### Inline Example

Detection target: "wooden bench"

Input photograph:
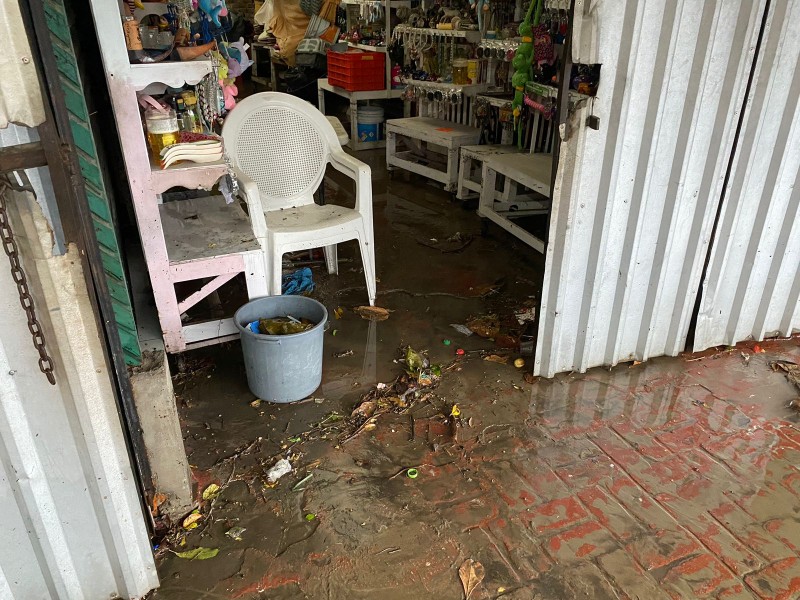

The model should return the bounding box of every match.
[386,117,480,192]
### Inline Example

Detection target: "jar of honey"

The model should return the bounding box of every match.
[452,59,469,85]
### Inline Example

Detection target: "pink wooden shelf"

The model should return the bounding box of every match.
[150,159,227,194]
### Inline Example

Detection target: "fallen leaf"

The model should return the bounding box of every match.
[352,400,377,419]
[353,306,391,321]
[484,354,509,364]
[174,547,219,560]
[202,483,220,500]
[459,559,485,600]
[305,513,316,521]
[182,510,202,530]
[523,372,538,385]
[334,307,344,319]
[450,404,461,418]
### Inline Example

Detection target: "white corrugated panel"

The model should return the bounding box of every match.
[0,188,157,599]
[0,0,45,128]
[535,0,766,377]
[694,0,800,349]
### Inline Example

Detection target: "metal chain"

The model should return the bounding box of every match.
[0,181,56,385]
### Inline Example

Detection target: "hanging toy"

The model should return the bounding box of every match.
[226,38,254,78]
[512,0,543,146]
[198,0,227,28]
[471,0,490,35]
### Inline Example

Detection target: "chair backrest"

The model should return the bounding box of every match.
[222,92,341,210]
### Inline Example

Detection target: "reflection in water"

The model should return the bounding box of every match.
[321,319,377,401]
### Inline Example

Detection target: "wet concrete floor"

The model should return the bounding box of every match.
[150,152,800,599]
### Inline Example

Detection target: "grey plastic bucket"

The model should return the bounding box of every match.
[234,296,328,403]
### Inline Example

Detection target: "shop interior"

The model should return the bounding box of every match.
[83,0,602,592]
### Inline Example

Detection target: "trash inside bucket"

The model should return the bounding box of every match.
[235,296,328,403]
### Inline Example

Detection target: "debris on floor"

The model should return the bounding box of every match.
[459,559,485,600]
[353,305,391,321]
[282,266,315,295]
[771,360,800,409]
[266,458,293,483]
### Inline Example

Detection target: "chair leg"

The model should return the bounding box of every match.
[323,244,338,275]
[357,225,377,306]
[270,239,284,297]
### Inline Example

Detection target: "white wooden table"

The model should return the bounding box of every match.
[456,144,522,201]
[385,117,481,192]
[477,152,553,253]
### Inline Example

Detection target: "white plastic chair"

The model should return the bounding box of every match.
[222,92,376,305]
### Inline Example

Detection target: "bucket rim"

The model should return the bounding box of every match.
[234,296,329,339]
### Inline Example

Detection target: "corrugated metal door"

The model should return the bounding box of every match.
[535,0,767,377]
[694,0,800,349]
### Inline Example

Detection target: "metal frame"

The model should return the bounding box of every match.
[17,0,156,515]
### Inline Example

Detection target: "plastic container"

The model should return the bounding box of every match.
[467,59,479,84]
[452,59,469,85]
[235,296,328,403]
[327,49,386,91]
[144,105,179,157]
[356,105,384,143]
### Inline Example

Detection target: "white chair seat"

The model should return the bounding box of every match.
[266,204,360,234]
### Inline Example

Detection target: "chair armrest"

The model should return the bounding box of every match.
[329,150,372,216]
[232,167,268,239]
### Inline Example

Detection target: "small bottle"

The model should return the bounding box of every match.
[180,92,203,133]
[144,104,179,158]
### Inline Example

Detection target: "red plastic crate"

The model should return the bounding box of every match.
[327,49,386,92]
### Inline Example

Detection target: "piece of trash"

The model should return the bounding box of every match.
[450,324,474,336]
[266,458,293,484]
[515,307,536,324]
[292,474,313,491]
[202,483,220,500]
[353,306,391,321]
[484,354,509,364]
[282,267,315,295]
[151,492,167,517]
[182,510,202,530]
[466,314,500,338]
[334,307,344,319]
[459,559,485,600]
[456,348,466,356]
[254,316,314,335]
[497,587,506,594]
[288,436,302,443]
[332,329,338,336]
[523,372,538,384]
[314,397,325,404]
[450,404,461,418]
[514,358,525,368]
[305,513,316,521]
[741,352,751,364]
[404,347,429,373]
[352,400,377,419]
[377,382,388,390]
[443,339,452,346]
[631,360,643,366]
[406,468,419,479]
[754,344,765,353]
[250,399,262,408]
[417,370,434,386]
[225,526,246,541]
[335,349,354,358]
[363,422,377,431]
[174,547,219,560]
